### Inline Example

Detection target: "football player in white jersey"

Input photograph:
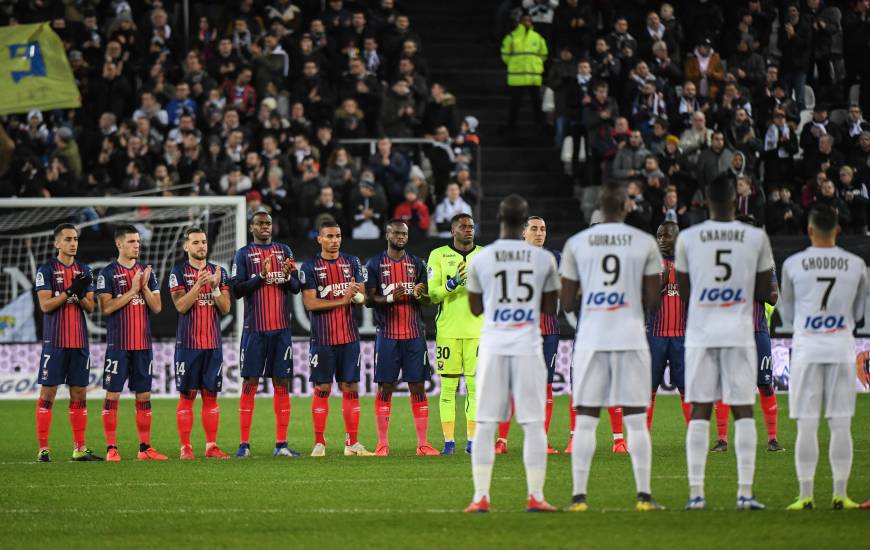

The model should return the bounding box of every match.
[777,205,868,511]
[674,179,775,511]
[463,195,561,513]
[560,184,664,512]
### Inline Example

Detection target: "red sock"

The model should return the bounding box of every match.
[176,391,196,447]
[239,383,257,444]
[646,393,656,430]
[544,385,554,434]
[568,397,576,434]
[201,390,220,445]
[375,391,392,446]
[102,399,118,447]
[68,400,88,450]
[135,401,152,446]
[342,391,360,446]
[410,392,429,446]
[679,392,692,425]
[715,400,730,441]
[759,391,778,440]
[498,401,514,439]
[312,389,330,445]
[273,385,291,444]
[608,406,623,438]
[36,399,53,449]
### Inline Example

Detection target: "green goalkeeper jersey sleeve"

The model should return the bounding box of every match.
[426,244,484,340]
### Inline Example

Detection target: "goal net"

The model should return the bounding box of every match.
[0,197,247,344]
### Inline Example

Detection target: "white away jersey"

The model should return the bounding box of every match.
[675,220,774,347]
[466,239,560,355]
[779,246,868,364]
[561,223,661,351]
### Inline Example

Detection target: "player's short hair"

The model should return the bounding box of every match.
[706,179,736,206]
[319,219,340,231]
[249,208,271,222]
[498,194,528,227]
[53,223,77,238]
[114,224,139,240]
[184,226,206,240]
[808,204,838,233]
[524,215,544,228]
[386,218,408,229]
[658,221,679,232]
[450,213,473,227]
[599,183,627,217]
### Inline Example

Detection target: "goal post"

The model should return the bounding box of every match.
[0,196,248,343]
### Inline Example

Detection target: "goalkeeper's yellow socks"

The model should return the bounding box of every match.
[465,375,477,441]
[440,376,459,441]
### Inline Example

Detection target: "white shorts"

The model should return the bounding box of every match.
[571,348,651,408]
[475,348,547,424]
[788,359,856,420]
[684,346,756,405]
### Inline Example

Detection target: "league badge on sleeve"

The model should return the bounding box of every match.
[96,275,106,290]
[35,271,44,287]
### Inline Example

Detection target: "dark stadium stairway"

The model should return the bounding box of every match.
[405,1,584,247]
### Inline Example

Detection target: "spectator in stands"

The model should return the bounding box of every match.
[453,164,479,207]
[650,40,683,89]
[844,104,870,161]
[837,165,869,234]
[814,178,852,226]
[311,186,345,234]
[219,165,253,195]
[735,174,765,226]
[591,37,622,91]
[696,132,734,192]
[779,4,812,109]
[671,81,700,134]
[224,66,257,118]
[523,0,558,43]
[612,130,651,181]
[341,57,383,129]
[121,159,154,195]
[381,79,419,138]
[804,0,842,101]
[653,184,689,228]
[50,127,82,181]
[728,34,765,95]
[637,11,678,65]
[393,183,430,240]
[292,61,336,124]
[349,172,388,239]
[166,82,197,127]
[801,105,845,158]
[850,131,870,171]
[334,97,368,141]
[421,83,458,136]
[546,47,577,147]
[563,59,595,171]
[325,147,358,197]
[554,0,594,54]
[684,38,724,102]
[806,135,845,181]
[763,109,798,189]
[434,182,473,238]
[625,179,653,232]
[765,186,804,235]
[500,12,548,136]
[427,125,455,197]
[679,111,712,158]
[369,137,410,205]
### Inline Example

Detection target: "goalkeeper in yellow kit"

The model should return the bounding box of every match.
[426,213,483,454]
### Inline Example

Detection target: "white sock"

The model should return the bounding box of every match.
[521,421,548,500]
[795,418,819,499]
[571,415,599,496]
[471,422,497,502]
[828,417,853,497]
[686,419,709,499]
[734,417,757,498]
[624,413,651,495]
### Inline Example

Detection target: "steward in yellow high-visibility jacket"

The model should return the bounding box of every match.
[500,14,548,133]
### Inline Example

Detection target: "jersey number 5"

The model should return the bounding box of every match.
[714,249,732,282]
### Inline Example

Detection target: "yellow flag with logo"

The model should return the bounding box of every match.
[0,22,80,115]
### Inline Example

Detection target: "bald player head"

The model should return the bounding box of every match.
[599,184,628,223]
[498,194,529,238]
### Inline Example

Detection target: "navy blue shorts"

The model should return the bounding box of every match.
[374,334,430,384]
[39,346,90,387]
[174,347,223,392]
[649,334,685,391]
[102,349,153,393]
[309,341,361,384]
[543,334,559,384]
[240,329,293,379]
[756,331,773,387]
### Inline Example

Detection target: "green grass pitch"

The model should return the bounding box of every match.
[0,394,868,549]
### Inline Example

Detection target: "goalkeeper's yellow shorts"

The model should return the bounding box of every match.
[435,338,479,376]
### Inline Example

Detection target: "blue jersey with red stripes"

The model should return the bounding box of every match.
[300,252,365,345]
[753,269,778,334]
[169,262,229,349]
[96,260,159,351]
[231,242,296,332]
[365,251,426,339]
[34,259,93,348]
[541,248,561,336]
[648,255,686,337]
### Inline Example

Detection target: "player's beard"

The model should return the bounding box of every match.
[390,241,405,251]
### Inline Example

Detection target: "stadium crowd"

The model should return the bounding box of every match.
[500,0,870,236]
[0,0,481,240]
